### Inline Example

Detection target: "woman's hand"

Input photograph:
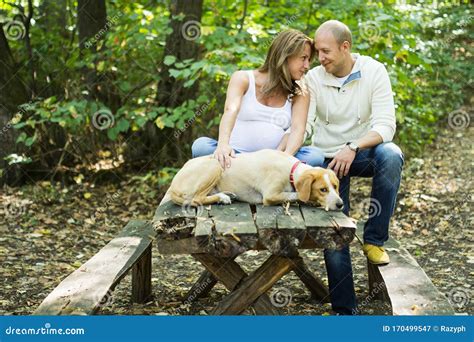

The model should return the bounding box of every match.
[213,71,248,169]
[283,92,309,155]
[213,144,236,169]
[277,133,290,152]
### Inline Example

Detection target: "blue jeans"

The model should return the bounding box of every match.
[191,137,325,167]
[320,142,404,315]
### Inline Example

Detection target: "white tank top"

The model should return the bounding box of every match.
[229,70,292,152]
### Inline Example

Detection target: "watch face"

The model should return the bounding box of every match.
[349,143,358,151]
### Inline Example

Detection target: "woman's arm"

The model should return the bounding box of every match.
[282,92,310,155]
[214,70,248,169]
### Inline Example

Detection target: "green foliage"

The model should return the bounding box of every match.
[3,0,472,171]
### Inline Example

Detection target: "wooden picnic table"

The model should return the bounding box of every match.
[153,200,356,315]
[34,199,455,316]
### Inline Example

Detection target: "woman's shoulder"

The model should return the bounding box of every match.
[229,70,252,88]
[231,70,252,80]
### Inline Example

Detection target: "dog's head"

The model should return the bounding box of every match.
[295,167,343,210]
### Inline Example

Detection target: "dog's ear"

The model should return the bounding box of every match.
[295,171,315,202]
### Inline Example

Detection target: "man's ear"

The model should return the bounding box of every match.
[295,172,314,202]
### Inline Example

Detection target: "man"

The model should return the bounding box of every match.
[305,20,404,314]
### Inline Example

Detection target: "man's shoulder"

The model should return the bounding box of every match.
[306,66,326,85]
[357,55,386,73]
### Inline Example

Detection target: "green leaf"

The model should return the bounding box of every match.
[16,132,27,143]
[169,69,181,78]
[119,81,132,92]
[135,116,148,127]
[25,134,37,147]
[13,122,27,129]
[97,61,106,72]
[107,127,119,141]
[183,79,195,88]
[163,55,176,66]
[407,53,423,65]
[147,111,158,120]
[116,118,130,132]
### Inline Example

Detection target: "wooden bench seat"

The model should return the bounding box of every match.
[34,220,154,315]
[359,224,455,315]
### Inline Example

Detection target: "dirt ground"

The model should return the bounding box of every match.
[1,125,472,316]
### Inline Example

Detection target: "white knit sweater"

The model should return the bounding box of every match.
[305,53,396,157]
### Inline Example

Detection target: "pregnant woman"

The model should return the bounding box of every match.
[192,29,324,168]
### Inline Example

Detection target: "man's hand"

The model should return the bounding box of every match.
[213,144,236,169]
[328,146,356,178]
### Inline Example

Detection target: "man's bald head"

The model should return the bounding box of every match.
[316,20,352,46]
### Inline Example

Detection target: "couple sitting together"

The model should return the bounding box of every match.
[189,20,404,315]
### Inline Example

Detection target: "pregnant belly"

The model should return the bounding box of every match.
[229,120,285,152]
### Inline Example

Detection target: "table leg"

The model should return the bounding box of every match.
[183,270,218,303]
[193,254,280,315]
[291,256,330,303]
[211,255,294,315]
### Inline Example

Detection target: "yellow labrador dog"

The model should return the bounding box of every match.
[168,149,343,210]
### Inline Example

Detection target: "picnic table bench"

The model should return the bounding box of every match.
[34,200,455,315]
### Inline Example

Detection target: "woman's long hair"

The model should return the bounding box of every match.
[259,29,315,99]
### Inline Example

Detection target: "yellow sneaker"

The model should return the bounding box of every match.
[363,243,390,265]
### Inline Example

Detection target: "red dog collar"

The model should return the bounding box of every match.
[289,160,302,191]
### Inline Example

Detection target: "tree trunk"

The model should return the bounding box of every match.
[0,27,29,186]
[156,0,203,107]
[144,0,203,165]
[78,0,103,98]
[36,0,69,98]
[77,0,121,111]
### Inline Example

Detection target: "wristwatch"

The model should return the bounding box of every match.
[346,141,360,153]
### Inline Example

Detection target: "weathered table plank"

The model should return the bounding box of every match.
[154,200,196,240]
[300,206,355,250]
[256,204,306,256]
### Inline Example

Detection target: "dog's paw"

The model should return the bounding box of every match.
[222,191,238,201]
[217,193,232,204]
